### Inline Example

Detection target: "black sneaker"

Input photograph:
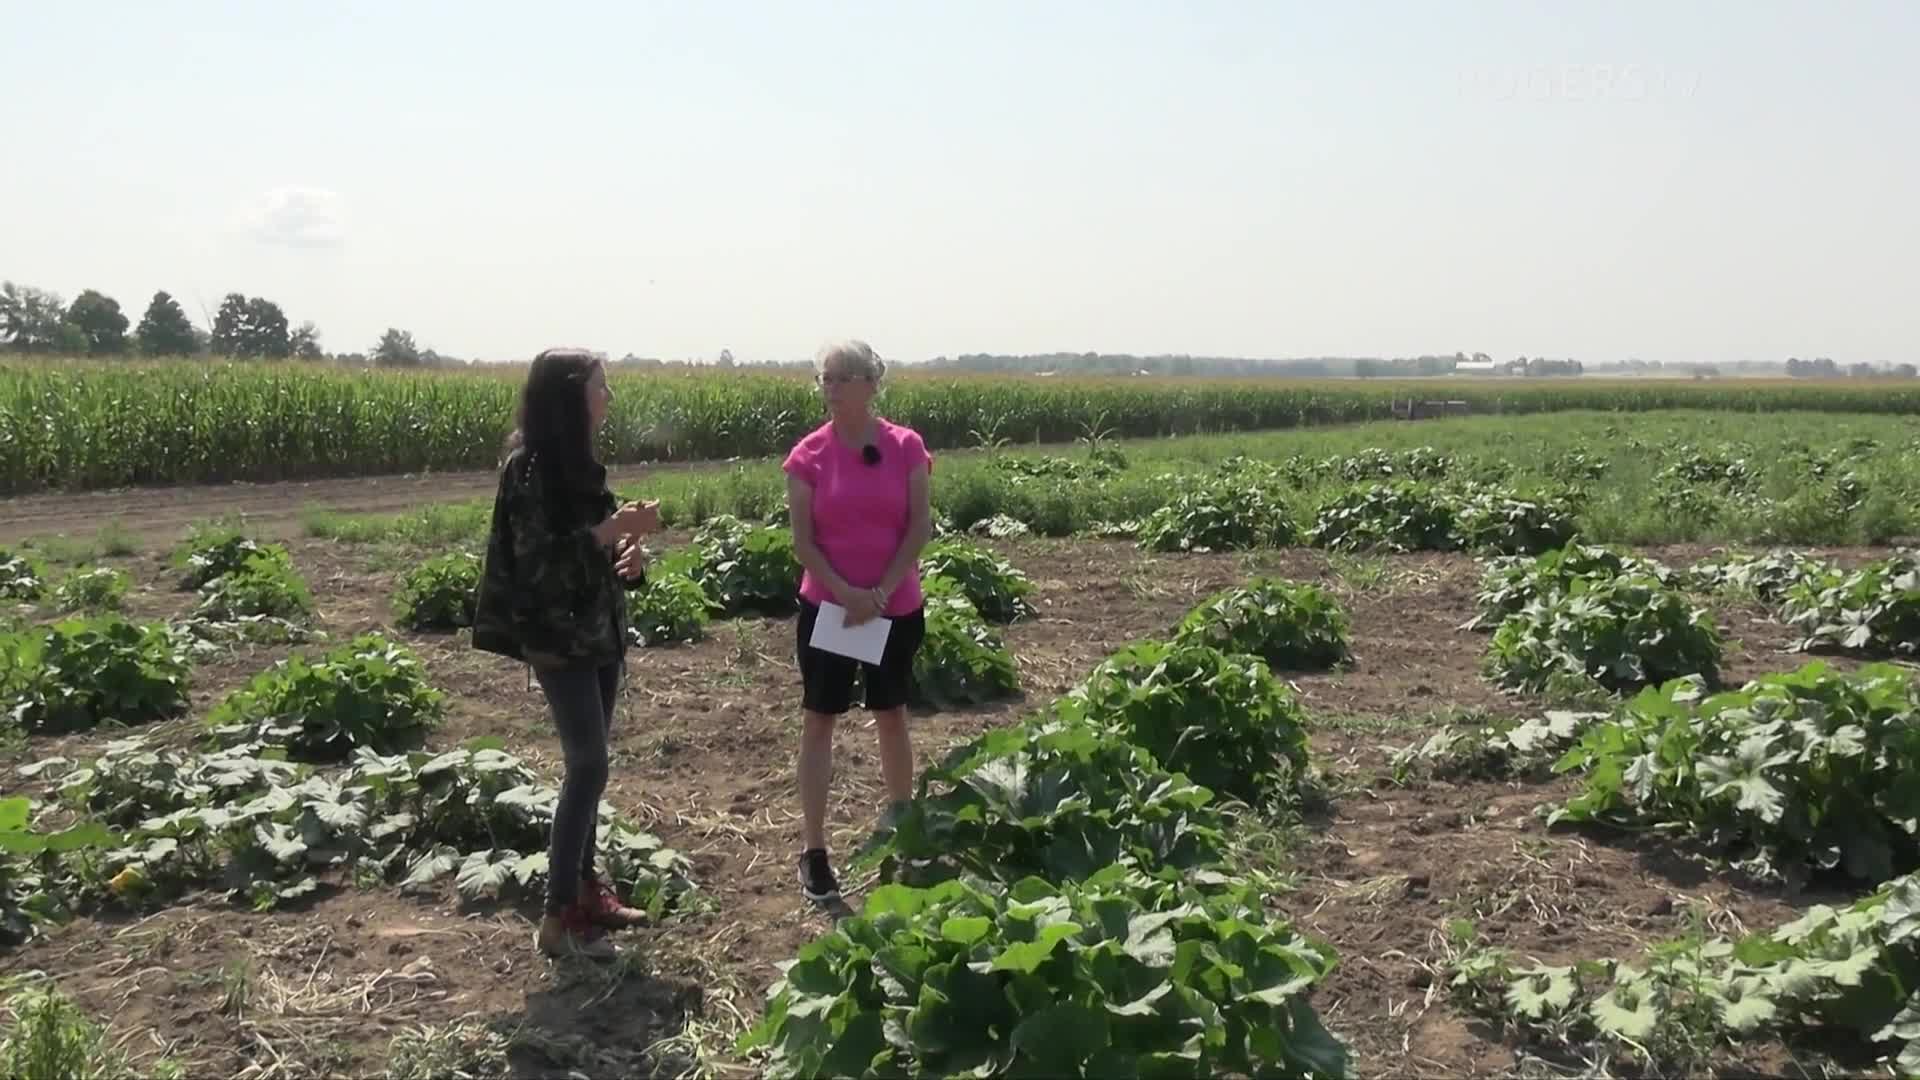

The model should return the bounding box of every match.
[798,848,840,903]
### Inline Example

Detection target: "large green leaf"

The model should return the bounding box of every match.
[455,850,515,898]
[989,922,1084,975]
[1010,1004,1110,1073]
[1506,965,1577,1019]
[1591,982,1659,1040]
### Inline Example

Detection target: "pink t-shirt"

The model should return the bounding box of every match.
[782,418,933,617]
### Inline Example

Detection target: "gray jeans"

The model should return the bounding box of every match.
[533,662,621,915]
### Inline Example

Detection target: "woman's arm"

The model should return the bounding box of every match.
[507,473,620,582]
[875,460,933,598]
[788,473,855,601]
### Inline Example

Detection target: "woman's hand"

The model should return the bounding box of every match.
[837,585,882,626]
[614,500,661,536]
[614,538,648,581]
[593,500,661,548]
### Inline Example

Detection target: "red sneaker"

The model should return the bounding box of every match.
[536,904,616,960]
[578,874,648,929]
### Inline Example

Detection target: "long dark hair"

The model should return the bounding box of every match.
[504,348,601,476]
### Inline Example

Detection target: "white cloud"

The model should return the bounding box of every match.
[238,186,346,248]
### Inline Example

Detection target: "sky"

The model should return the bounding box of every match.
[3,0,1915,367]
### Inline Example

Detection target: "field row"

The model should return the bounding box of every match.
[293,411,1920,555]
[10,359,1920,493]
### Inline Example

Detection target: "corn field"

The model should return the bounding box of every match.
[6,358,1920,494]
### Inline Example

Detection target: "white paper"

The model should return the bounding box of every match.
[810,602,893,664]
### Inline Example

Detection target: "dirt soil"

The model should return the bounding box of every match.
[0,500,1900,1078]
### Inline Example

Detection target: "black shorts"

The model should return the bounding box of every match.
[795,600,927,715]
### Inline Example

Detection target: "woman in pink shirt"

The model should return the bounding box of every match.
[782,339,933,904]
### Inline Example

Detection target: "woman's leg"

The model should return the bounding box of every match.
[574,661,647,927]
[582,661,622,881]
[797,709,837,852]
[866,610,926,814]
[534,666,612,949]
[794,601,854,901]
[872,707,913,807]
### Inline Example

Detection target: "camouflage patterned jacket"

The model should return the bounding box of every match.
[472,448,633,671]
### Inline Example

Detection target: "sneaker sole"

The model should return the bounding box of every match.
[798,870,840,903]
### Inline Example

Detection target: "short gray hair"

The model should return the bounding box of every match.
[814,339,886,382]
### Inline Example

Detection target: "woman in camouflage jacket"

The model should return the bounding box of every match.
[473,348,658,960]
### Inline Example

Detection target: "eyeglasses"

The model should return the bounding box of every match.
[861,444,881,466]
[817,372,873,387]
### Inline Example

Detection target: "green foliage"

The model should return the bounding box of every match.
[919,539,1036,624]
[390,551,480,631]
[1172,577,1350,671]
[737,867,1350,1080]
[171,526,278,591]
[0,616,192,734]
[134,290,196,356]
[360,742,695,913]
[22,737,696,920]
[1469,542,1676,631]
[1485,575,1722,696]
[51,567,129,613]
[1686,549,1829,605]
[968,513,1033,540]
[626,571,714,646]
[1316,446,1455,484]
[1444,872,1920,1074]
[990,452,1123,485]
[669,514,800,616]
[51,737,300,830]
[1306,482,1459,553]
[856,716,1228,887]
[383,1023,511,1080]
[0,983,144,1080]
[1550,449,1609,482]
[1135,481,1296,553]
[1452,487,1579,556]
[1656,444,1757,492]
[1386,709,1608,785]
[1654,484,1734,532]
[1052,642,1311,808]
[1,796,118,945]
[1780,550,1920,658]
[15,359,1920,496]
[205,634,443,761]
[1748,483,1862,545]
[143,410,1920,553]
[910,578,1021,709]
[0,546,50,602]
[1549,663,1920,884]
[193,548,314,622]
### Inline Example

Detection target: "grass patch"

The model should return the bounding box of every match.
[302,503,490,545]
[95,522,138,557]
[16,535,99,564]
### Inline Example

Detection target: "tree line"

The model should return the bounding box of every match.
[918,351,1914,379]
[921,351,1579,378]
[7,279,1910,378]
[1785,356,1919,379]
[0,280,457,367]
